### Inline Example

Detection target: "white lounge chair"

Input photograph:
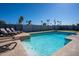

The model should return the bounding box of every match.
[6,28,17,34]
[0,28,14,36]
[10,28,21,34]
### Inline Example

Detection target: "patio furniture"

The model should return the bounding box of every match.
[10,28,21,34]
[0,28,14,36]
[6,28,17,35]
[0,42,17,53]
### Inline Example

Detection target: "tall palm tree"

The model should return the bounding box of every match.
[60,21,62,25]
[41,20,43,26]
[26,20,32,25]
[57,21,62,25]
[54,18,56,29]
[57,21,59,25]
[26,20,28,25]
[18,16,24,24]
[18,16,24,31]
[47,19,50,30]
[54,19,56,25]
[57,20,62,30]
[40,20,43,31]
[28,20,32,25]
[26,20,32,32]
[47,19,50,26]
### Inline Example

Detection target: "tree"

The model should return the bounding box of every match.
[26,20,28,25]
[42,22,47,31]
[26,20,32,25]
[47,19,50,26]
[43,23,47,26]
[77,24,79,26]
[57,21,62,25]
[54,19,56,25]
[41,20,43,26]
[18,16,24,24]
[0,20,6,25]
[28,20,32,25]
[54,18,56,30]
[26,20,32,32]
[47,19,50,30]
[18,16,24,31]
[57,21,62,30]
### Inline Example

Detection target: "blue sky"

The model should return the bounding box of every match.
[0,3,79,25]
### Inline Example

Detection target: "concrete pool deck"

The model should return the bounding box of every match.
[53,40,79,56]
[0,32,30,56]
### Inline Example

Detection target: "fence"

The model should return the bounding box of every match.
[0,24,79,32]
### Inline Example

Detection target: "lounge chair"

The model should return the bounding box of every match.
[0,42,17,53]
[0,28,14,36]
[10,28,21,34]
[6,28,17,35]
[0,31,4,37]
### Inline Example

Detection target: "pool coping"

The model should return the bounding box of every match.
[29,30,76,34]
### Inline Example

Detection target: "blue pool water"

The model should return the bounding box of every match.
[22,32,75,56]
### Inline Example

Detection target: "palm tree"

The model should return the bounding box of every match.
[43,22,47,31]
[57,21,59,25]
[56,20,61,30]
[26,20,28,25]
[47,19,50,30]
[28,20,32,25]
[54,18,56,30]
[40,20,43,31]
[57,21,62,25]
[47,19,50,26]
[18,16,24,31]
[60,21,62,25]
[41,20,43,26]
[59,21,62,30]
[26,20,32,32]
[54,19,56,25]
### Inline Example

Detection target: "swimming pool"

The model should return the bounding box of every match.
[22,32,75,56]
